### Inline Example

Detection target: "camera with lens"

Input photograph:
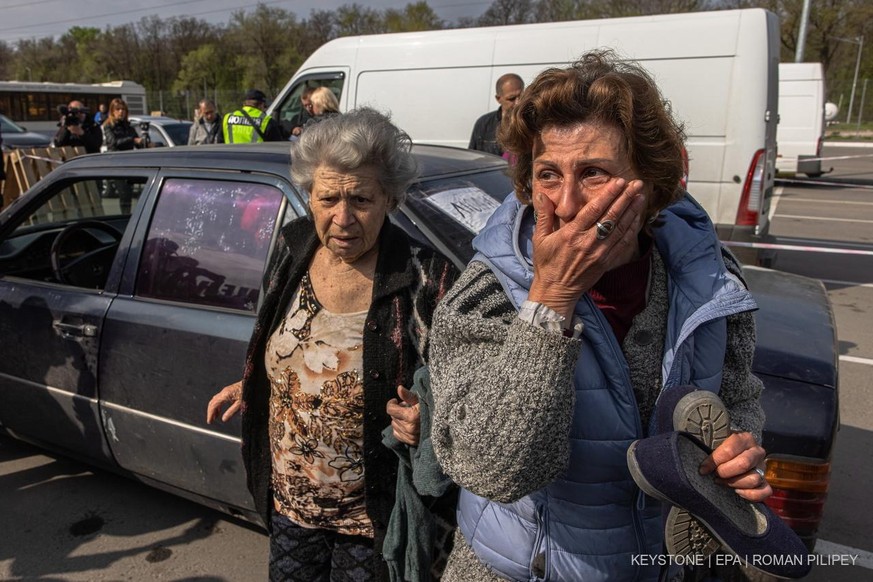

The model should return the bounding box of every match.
[138,121,151,147]
[57,104,87,127]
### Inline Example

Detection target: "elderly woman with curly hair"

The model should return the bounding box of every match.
[428,50,769,581]
[207,108,458,581]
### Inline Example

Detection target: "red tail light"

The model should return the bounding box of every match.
[763,458,830,542]
[680,147,689,190]
[735,148,765,226]
[765,488,828,536]
[816,136,823,157]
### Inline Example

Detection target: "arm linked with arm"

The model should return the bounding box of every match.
[429,263,581,503]
[719,310,765,444]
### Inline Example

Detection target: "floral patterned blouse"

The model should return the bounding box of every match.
[265,272,373,537]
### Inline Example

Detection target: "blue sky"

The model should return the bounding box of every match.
[1,0,491,44]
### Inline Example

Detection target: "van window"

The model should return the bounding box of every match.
[273,74,345,136]
[136,178,283,312]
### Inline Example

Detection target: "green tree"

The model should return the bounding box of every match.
[92,24,143,83]
[335,4,386,36]
[299,10,338,56]
[479,0,535,25]
[173,43,238,102]
[59,27,103,82]
[738,0,872,117]
[0,42,13,80]
[384,2,444,32]
[13,37,62,83]
[534,0,584,22]
[228,3,303,97]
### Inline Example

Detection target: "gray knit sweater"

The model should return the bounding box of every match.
[429,249,765,581]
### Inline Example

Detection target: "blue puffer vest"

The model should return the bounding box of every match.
[457,194,757,582]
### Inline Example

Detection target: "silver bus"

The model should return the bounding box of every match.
[0,80,147,132]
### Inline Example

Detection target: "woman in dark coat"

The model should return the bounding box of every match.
[207,108,458,581]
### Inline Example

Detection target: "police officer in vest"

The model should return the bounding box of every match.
[222,89,284,144]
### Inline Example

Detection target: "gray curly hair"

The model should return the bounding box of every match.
[290,107,419,209]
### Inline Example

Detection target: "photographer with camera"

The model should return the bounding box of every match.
[52,100,103,153]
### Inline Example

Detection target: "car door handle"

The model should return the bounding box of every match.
[53,321,98,338]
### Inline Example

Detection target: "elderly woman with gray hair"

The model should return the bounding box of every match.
[207,108,458,581]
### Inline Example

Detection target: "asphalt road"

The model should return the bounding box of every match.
[2,144,873,581]
[0,437,268,580]
[761,143,873,582]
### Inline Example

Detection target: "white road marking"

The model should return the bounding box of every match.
[724,241,873,256]
[777,214,873,224]
[768,185,783,223]
[825,141,873,149]
[777,198,873,207]
[821,278,873,289]
[839,355,873,366]
[815,539,873,570]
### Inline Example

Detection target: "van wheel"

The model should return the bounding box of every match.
[805,172,823,178]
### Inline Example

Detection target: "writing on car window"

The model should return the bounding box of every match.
[422,187,501,234]
[136,178,283,312]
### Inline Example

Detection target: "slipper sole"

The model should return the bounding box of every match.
[667,390,732,559]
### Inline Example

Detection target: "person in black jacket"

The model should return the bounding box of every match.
[206,108,459,581]
[468,74,524,157]
[52,100,103,153]
[101,98,144,213]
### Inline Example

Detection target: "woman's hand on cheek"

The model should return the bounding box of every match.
[528,178,646,319]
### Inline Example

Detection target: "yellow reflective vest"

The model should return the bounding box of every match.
[222,106,273,144]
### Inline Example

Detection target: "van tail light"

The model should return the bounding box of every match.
[680,147,689,190]
[763,458,830,546]
[816,136,823,158]
[735,148,765,226]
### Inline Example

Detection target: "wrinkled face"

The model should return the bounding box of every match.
[532,121,649,230]
[200,103,217,122]
[496,79,524,114]
[310,165,390,263]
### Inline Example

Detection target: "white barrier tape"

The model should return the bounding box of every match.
[775,177,873,189]
[21,153,65,165]
[722,240,873,256]
[784,152,873,163]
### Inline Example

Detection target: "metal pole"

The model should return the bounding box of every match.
[795,0,811,63]
[857,78,869,131]
[846,36,864,124]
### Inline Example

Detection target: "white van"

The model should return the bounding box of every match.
[270,9,779,256]
[777,62,826,178]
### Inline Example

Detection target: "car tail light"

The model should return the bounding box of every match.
[735,148,765,226]
[763,458,830,541]
[680,147,689,190]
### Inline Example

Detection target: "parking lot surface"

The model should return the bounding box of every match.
[2,143,873,581]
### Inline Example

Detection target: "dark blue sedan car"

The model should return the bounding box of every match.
[0,144,837,552]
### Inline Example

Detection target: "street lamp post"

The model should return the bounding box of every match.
[833,35,864,124]
[25,67,33,82]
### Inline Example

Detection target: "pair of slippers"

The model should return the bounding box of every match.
[627,387,811,579]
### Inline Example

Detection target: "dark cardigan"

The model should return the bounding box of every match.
[240,215,458,576]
